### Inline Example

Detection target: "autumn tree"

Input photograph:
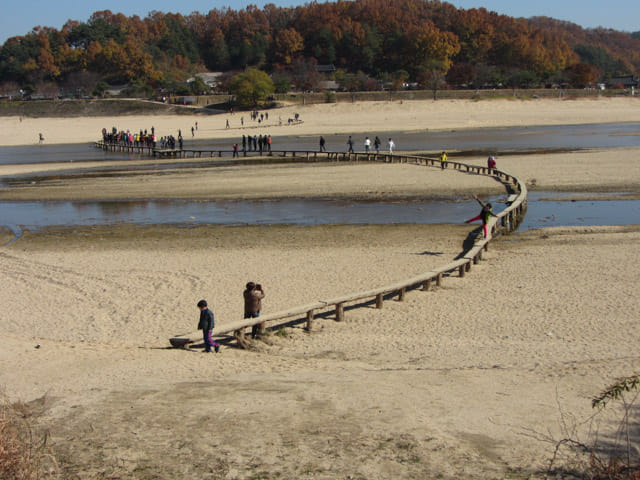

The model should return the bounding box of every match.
[1,0,639,95]
[565,62,601,87]
[288,57,320,91]
[274,27,304,65]
[403,21,460,78]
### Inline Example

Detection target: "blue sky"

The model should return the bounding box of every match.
[1,0,638,44]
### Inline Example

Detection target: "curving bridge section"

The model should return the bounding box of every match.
[169,153,528,349]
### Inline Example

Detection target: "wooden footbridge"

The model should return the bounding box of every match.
[96,141,358,161]
[160,151,528,350]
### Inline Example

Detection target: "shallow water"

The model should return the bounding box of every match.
[1,122,639,165]
[0,196,502,231]
[523,192,640,230]
[1,193,639,237]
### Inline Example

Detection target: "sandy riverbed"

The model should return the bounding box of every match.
[0,96,639,147]
[1,98,640,479]
[1,146,640,202]
[2,222,639,479]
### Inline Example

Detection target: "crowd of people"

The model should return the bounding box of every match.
[101,126,188,150]
[101,126,158,147]
[240,134,273,154]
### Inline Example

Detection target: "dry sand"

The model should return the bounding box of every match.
[1,96,639,146]
[1,98,640,479]
[2,224,639,479]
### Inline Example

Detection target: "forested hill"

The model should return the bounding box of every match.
[1,0,638,96]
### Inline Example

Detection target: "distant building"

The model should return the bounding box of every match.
[316,64,337,74]
[318,80,339,90]
[187,72,224,89]
[608,75,639,88]
[104,84,130,97]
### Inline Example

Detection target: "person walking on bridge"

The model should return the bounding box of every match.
[440,151,448,170]
[466,195,497,239]
[387,138,395,154]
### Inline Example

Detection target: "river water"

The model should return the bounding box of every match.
[1,122,639,234]
[1,122,639,165]
[1,193,639,237]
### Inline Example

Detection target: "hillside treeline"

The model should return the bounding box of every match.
[1,0,638,96]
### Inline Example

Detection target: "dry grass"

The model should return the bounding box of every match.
[0,394,58,480]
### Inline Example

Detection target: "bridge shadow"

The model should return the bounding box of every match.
[415,250,444,256]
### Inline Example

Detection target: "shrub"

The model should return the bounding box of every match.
[0,394,58,479]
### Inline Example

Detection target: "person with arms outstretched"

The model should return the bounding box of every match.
[466,195,497,239]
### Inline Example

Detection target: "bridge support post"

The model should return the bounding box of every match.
[234,329,251,349]
[306,310,314,332]
[376,293,383,309]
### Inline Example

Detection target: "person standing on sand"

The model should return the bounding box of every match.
[465,195,497,239]
[440,151,448,170]
[387,138,395,154]
[244,282,266,339]
[38,133,44,144]
[319,136,326,152]
[191,126,195,137]
[197,300,219,353]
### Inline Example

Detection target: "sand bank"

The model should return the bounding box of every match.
[1,224,639,478]
[0,97,639,147]
[1,146,639,202]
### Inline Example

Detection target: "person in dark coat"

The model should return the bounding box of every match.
[197,299,219,353]
[244,282,265,339]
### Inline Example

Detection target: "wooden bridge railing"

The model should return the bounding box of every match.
[169,152,528,350]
